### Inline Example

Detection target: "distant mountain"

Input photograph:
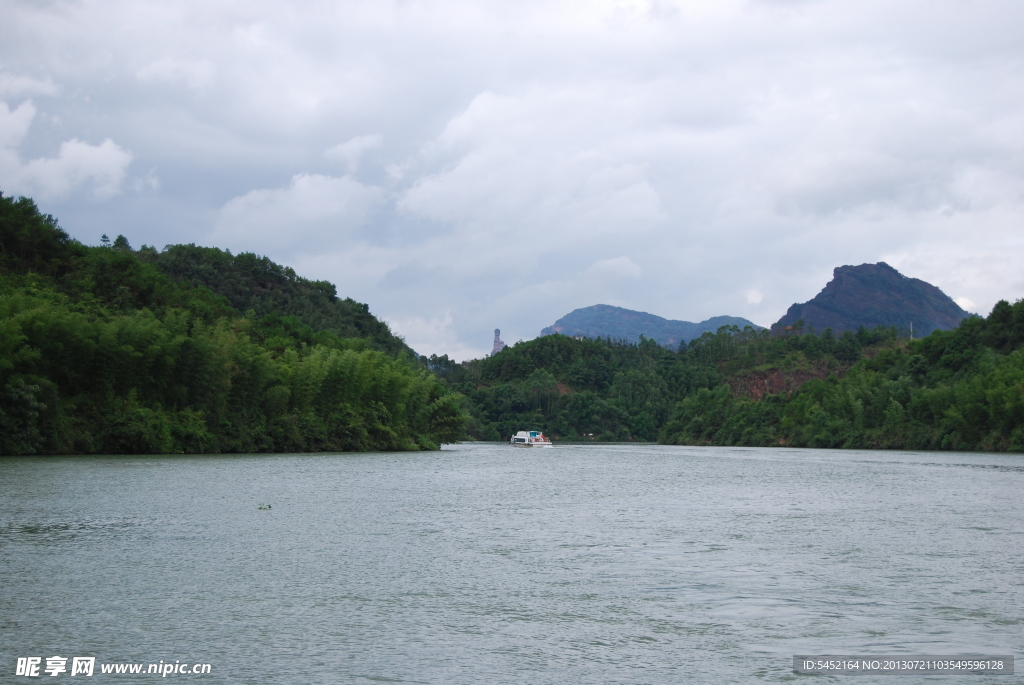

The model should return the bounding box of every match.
[771,262,972,337]
[540,304,762,349]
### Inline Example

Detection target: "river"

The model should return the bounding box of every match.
[1,443,1021,683]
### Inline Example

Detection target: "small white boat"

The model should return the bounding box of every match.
[510,430,553,447]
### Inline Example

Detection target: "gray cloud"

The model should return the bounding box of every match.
[2,0,1022,358]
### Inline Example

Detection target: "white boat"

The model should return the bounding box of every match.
[510,430,553,447]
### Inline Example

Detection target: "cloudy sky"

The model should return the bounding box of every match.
[2,0,1022,359]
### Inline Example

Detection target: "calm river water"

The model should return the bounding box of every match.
[1,444,1022,683]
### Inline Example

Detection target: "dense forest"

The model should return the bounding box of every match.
[0,194,463,455]
[3,192,1021,455]
[145,243,414,357]
[443,299,1024,452]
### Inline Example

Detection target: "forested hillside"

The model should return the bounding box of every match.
[449,300,1023,451]
[0,194,463,455]
[442,325,889,442]
[145,244,413,357]
[3,192,1020,455]
[661,302,1023,450]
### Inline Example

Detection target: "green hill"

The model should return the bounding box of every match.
[0,193,462,455]
[664,299,1023,451]
[447,321,865,443]
[145,244,413,357]
[6,192,1018,454]
[449,301,1023,451]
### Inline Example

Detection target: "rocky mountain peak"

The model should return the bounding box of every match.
[771,262,971,337]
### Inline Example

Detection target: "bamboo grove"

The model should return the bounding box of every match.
[0,194,463,455]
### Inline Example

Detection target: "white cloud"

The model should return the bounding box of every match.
[767,104,1010,218]
[3,0,1024,357]
[324,134,383,172]
[20,139,133,199]
[586,256,642,281]
[131,168,161,193]
[397,89,666,246]
[136,58,215,90]
[955,297,976,312]
[1,100,132,200]
[212,173,385,255]
[0,73,58,98]
[0,100,35,149]
[386,310,488,360]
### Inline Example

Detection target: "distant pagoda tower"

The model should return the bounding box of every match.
[490,328,506,356]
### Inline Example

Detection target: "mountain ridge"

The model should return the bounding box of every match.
[771,262,971,337]
[541,304,763,349]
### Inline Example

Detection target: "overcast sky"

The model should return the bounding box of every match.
[2,0,1022,359]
